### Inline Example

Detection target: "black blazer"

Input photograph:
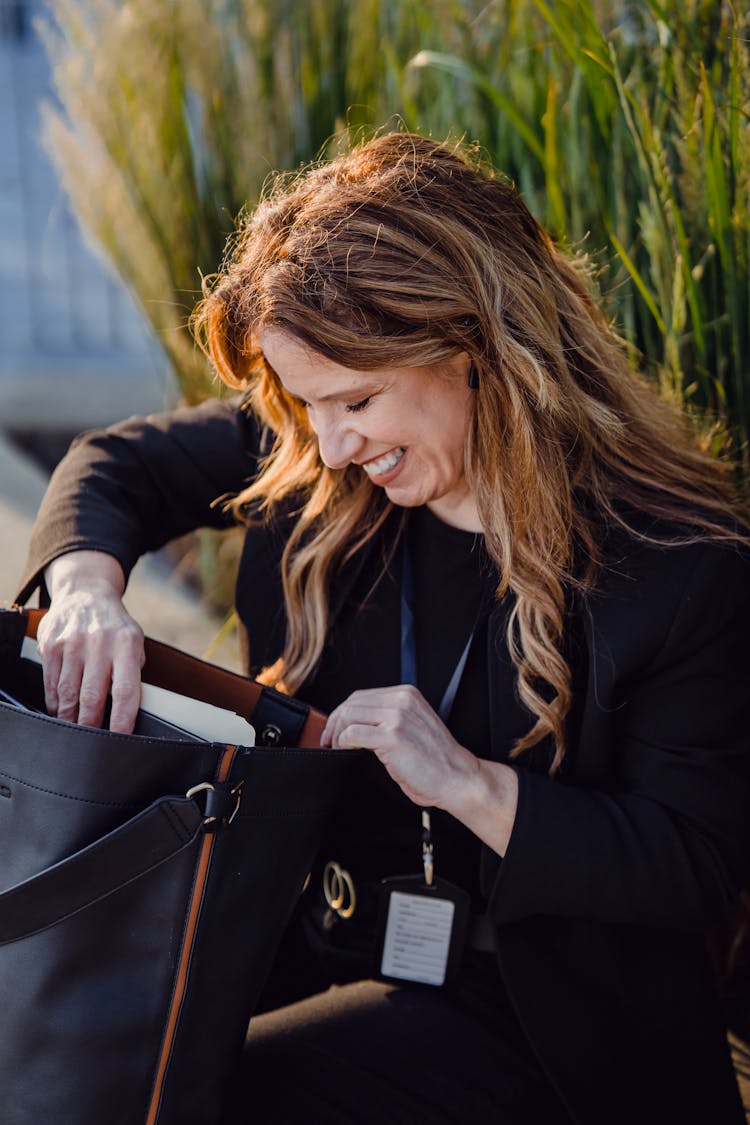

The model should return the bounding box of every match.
[18,397,750,1125]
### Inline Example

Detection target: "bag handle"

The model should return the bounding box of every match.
[0,792,212,946]
[14,608,327,749]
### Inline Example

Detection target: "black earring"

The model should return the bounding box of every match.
[468,362,479,389]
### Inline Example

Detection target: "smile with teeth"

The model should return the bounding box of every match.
[362,447,405,478]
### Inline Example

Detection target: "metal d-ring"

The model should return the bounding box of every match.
[186,780,244,829]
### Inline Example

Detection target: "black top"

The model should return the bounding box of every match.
[408,504,493,727]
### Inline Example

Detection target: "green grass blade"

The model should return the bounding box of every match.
[408,50,545,163]
[609,231,667,334]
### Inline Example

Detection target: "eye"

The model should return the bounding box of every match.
[345,396,373,414]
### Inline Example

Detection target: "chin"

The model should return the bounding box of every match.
[384,486,425,508]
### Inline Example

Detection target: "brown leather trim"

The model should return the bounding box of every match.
[24,608,42,639]
[142,636,327,748]
[145,745,237,1125]
[22,608,328,748]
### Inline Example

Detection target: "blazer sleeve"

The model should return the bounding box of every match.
[16,395,265,603]
[487,540,750,932]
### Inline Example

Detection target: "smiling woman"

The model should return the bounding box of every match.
[17,131,750,1125]
[259,329,479,529]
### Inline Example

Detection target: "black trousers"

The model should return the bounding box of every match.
[222,910,574,1125]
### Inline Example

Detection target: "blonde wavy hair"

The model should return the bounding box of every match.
[193,131,746,774]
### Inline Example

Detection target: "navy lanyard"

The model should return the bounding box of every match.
[400,530,479,722]
[400,524,483,884]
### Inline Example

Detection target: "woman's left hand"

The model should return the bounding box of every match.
[320,684,519,856]
[320,684,480,810]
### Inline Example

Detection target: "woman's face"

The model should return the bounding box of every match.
[259,329,481,530]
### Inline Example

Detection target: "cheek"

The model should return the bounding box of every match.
[416,429,464,482]
[442,411,470,461]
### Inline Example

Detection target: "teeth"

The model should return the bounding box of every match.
[362,447,405,477]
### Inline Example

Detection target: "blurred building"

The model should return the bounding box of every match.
[0,0,171,435]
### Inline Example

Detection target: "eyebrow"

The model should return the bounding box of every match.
[262,346,386,404]
[287,381,382,404]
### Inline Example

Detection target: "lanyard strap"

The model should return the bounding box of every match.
[400,534,478,722]
[400,526,481,885]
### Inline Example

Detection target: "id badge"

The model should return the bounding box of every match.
[374,875,470,988]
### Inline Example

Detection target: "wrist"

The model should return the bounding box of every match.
[435,746,487,817]
[45,550,126,600]
[443,756,519,858]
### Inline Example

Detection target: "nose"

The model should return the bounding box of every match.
[311,411,365,470]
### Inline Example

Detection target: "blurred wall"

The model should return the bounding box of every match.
[0,0,172,433]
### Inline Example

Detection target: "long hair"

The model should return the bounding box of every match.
[193,131,747,774]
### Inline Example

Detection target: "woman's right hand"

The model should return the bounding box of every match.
[38,550,145,734]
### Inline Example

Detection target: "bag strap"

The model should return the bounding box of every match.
[13,607,327,748]
[0,793,208,946]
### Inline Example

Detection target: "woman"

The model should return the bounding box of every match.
[18,132,750,1124]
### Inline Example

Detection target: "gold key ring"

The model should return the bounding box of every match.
[322,860,356,919]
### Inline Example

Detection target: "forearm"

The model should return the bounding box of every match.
[17,397,260,604]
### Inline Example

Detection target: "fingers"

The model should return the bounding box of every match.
[333,722,388,750]
[38,616,80,720]
[36,595,145,734]
[109,638,145,734]
[40,637,63,717]
[321,684,426,749]
[323,703,395,750]
[55,649,85,724]
[77,653,116,730]
[319,685,475,810]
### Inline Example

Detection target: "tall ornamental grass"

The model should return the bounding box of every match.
[409,1,750,461]
[42,0,749,464]
[40,0,459,401]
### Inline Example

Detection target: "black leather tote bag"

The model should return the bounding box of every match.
[0,606,356,1125]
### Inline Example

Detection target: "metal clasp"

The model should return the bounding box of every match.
[186,780,244,830]
[421,809,434,886]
